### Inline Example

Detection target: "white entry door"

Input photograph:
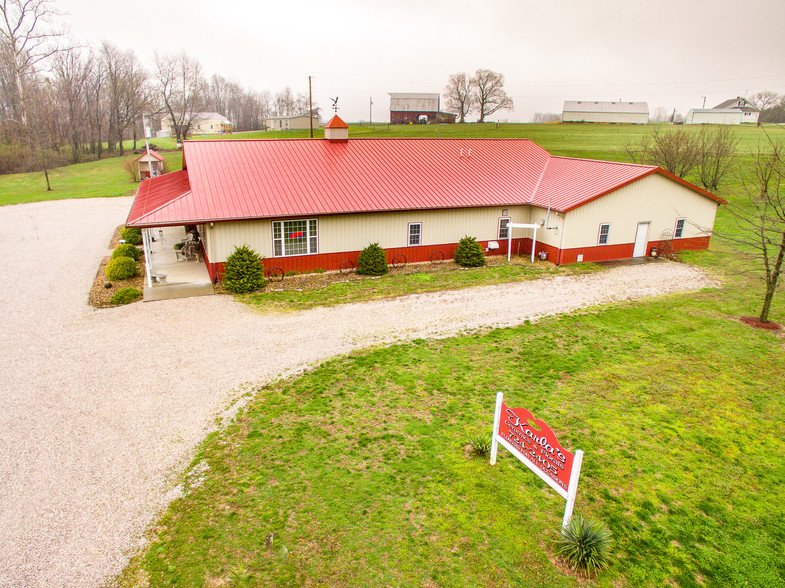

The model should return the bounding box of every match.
[633,222,650,257]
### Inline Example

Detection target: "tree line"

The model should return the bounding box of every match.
[0,0,315,175]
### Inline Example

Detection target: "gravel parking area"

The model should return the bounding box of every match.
[0,198,719,587]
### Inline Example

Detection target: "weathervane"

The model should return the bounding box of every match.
[331,97,339,114]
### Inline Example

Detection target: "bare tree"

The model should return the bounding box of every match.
[470,69,513,123]
[273,86,294,117]
[444,72,474,123]
[52,46,92,162]
[719,138,785,323]
[0,0,63,134]
[750,91,781,126]
[531,112,560,123]
[632,127,701,178]
[650,106,670,123]
[102,42,149,154]
[154,51,205,142]
[696,126,739,190]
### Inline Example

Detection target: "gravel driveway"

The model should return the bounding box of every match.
[0,197,719,587]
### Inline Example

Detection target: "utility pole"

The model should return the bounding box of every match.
[308,75,314,138]
[369,97,373,128]
[702,96,706,108]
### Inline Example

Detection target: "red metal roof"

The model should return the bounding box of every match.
[126,138,723,228]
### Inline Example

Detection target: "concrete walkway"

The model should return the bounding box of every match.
[0,198,719,588]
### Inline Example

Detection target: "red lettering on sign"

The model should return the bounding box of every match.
[288,231,304,238]
[498,403,574,491]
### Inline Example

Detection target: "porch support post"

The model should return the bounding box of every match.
[142,228,154,288]
[531,225,538,263]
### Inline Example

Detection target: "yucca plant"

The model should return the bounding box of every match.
[468,432,493,457]
[554,514,613,576]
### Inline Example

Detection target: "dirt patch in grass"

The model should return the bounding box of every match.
[88,225,145,308]
[739,316,782,331]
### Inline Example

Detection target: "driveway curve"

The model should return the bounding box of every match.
[0,197,718,587]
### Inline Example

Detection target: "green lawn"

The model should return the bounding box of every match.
[118,253,784,587]
[115,124,785,586]
[4,122,784,586]
[0,150,183,206]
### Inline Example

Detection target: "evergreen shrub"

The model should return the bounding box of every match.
[110,287,143,305]
[112,243,141,261]
[223,244,266,293]
[106,257,137,280]
[454,235,486,267]
[554,514,613,576]
[357,243,388,276]
[121,226,143,245]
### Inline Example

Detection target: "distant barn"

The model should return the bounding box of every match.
[563,101,649,124]
[389,93,457,124]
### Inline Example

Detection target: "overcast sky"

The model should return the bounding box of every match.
[58,0,785,123]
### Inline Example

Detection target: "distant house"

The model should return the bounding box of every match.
[135,149,164,180]
[265,115,321,131]
[160,112,232,138]
[389,93,457,124]
[687,97,760,125]
[127,115,724,284]
[563,101,649,124]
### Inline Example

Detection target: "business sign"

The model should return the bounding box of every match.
[490,392,584,528]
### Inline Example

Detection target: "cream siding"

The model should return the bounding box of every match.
[206,206,527,263]
[562,111,649,124]
[686,109,742,125]
[560,174,718,249]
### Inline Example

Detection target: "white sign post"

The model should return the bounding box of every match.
[490,392,584,529]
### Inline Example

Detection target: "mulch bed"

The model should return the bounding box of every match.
[739,316,782,331]
[88,226,146,308]
[258,254,528,293]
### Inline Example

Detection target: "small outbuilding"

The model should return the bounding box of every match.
[126,115,724,283]
[563,101,649,124]
[135,149,164,180]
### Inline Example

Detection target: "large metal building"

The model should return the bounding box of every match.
[563,101,649,124]
[389,93,457,124]
[127,115,723,283]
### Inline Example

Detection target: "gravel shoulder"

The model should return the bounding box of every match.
[0,198,719,588]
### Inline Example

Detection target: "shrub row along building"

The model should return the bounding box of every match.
[127,116,723,282]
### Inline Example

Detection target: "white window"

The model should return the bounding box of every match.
[498,217,510,239]
[674,218,685,238]
[598,223,610,245]
[408,222,422,246]
[272,219,318,256]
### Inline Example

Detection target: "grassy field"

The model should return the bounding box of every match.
[109,123,785,587]
[3,123,783,585]
[1,122,779,206]
[0,150,183,206]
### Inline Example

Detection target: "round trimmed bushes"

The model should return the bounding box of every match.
[223,244,267,293]
[121,226,142,245]
[112,243,141,261]
[110,287,142,305]
[454,235,486,267]
[106,256,137,280]
[357,243,388,276]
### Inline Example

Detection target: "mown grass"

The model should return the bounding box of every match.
[113,122,785,587]
[0,150,183,206]
[2,122,779,206]
[117,252,785,586]
[243,260,600,312]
